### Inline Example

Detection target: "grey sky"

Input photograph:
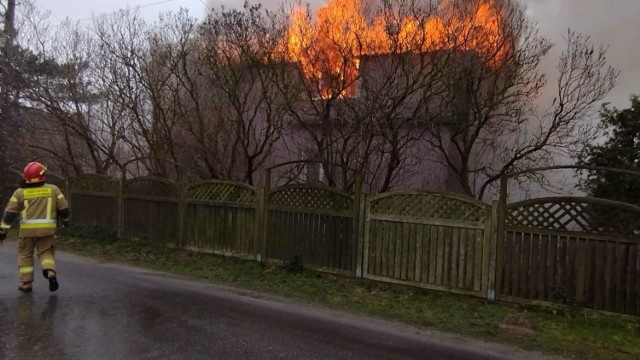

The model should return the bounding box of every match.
[38,0,640,108]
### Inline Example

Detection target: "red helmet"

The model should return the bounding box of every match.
[23,162,47,184]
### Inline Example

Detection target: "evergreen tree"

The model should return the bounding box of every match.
[579,96,640,205]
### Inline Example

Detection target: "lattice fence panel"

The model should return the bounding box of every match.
[125,178,179,199]
[188,182,256,204]
[70,174,119,194]
[507,200,640,236]
[269,185,353,212]
[371,193,487,222]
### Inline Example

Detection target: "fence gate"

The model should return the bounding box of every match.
[364,192,494,297]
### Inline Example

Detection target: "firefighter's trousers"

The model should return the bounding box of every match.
[17,236,56,284]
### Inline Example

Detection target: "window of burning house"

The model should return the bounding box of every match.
[309,73,361,101]
[304,162,326,183]
[297,152,326,183]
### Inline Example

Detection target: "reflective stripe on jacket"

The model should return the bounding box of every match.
[2,183,69,237]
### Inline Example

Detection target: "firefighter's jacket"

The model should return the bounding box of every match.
[1,183,70,238]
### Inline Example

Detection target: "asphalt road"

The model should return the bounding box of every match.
[0,244,556,360]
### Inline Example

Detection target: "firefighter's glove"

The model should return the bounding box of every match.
[0,229,7,241]
[61,219,70,228]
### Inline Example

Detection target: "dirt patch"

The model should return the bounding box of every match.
[500,314,536,337]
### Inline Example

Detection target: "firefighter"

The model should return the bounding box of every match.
[0,162,70,292]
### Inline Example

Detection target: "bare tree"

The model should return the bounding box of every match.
[18,18,124,176]
[0,1,126,177]
[421,0,618,200]
[93,10,186,178]
[196,3,291,184]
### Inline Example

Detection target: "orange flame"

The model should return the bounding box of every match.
[286,0,510,99]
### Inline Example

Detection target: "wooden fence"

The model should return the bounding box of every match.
[497,197,640,316]
[265,184,359,275]
[183,181,259,257]
[364,192,495,298]
[15,173,637,317]
[68,175,119,230]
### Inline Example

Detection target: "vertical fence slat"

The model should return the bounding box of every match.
[436,226,445,286]
[509,233,519,297]
[567,237,577,303]
[305,213,312,263]
[473,230,483,292]
[635,244,640,315]
[548,235,559,302]
[584,239,596,308]
[393,222,401,280]
[441,227,450,287]
[429,226,437,284]
[466,230,476,290]
[540,234,549,301]
[458,229,467,289]
[529,233,539,299]
[356,194,366,278]
[381,220,388,278]
[615,243,627,314]
[387,221,395,278]
[346,217,354,272]
[258,186,267,262]
[393,224,401,281]
[595,240,605,310]
[605,241,615,311]
[626,244,637,315]
[422,225,431,284]
[451,228,459,289]
[521,233,529,298]
[407,223,416,282]
[535,233,544,300]
[414,224,423,283]
[501,233,509,296]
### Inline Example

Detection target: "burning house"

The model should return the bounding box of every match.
[264,0,510,193]
[184,0,511,193]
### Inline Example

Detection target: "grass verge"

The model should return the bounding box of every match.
[56,234,639,359]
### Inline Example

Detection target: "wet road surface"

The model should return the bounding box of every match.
[0,244,554,360]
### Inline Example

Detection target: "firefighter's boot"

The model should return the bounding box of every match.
[46,270,58,292]
[18,282,32,293]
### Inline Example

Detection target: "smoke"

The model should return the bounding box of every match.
[523,0,640,107]
[519,0,639,197]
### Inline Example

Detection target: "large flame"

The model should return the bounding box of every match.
[286,0,510,99]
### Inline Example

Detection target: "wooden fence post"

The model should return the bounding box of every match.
[177,171,187,249]
[494,175,508,301]
[361,195,370,279]
[575,239,586,306]
[257,169,271,263]
[254,187,264,261]
[354,172,365,278]
[117,171,125,239]
[484,200,500,301]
